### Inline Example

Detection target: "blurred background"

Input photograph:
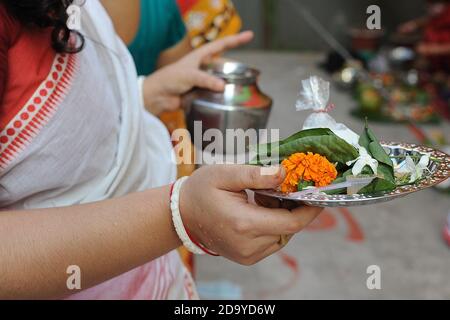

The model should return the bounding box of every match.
[235,0,425,51]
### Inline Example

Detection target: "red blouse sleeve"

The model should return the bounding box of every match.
[0,4,21,104]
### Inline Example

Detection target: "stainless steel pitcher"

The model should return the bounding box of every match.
[183,59,273,153]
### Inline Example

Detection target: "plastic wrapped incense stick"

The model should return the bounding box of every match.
[296,76,361,148]
[289,176,376,198]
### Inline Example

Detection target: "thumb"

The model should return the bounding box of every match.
[213,165,286,192]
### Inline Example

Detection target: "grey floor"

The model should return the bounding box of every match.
[195,51,450,300]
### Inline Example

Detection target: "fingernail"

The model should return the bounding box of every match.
[278,166,287,180]
[260,166,285,180]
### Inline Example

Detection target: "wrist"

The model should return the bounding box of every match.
[142,75,156,109]
[136,186,182,256]
[170,177,205,255]
[172,177,219,256]
[142,73,165,116]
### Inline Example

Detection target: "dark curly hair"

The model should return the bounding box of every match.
[1,0,85,53]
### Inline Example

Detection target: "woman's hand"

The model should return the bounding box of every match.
[142,31,254,116]
[180,165,323,265]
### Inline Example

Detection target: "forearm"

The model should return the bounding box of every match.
[0,186,181,299]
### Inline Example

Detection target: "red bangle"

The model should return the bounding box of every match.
[169,183,220,257]
[170,183,175,197]
[185,227,220,257]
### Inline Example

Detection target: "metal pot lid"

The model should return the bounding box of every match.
[202,59,260,84]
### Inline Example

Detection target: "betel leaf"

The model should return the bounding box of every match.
[358,164,396,194]
[359,121,394,173]
[360,121,394,168]
[369,142,393,168]
[359,127,371,150]
[351,122,396,194]
[365,123,394,168]
[276,135,359,165]
[250,129,358,166]
[279,128,335,145]
[327,163,396,195]
[249,128,334,157]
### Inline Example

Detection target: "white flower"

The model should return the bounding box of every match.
[396,154,430,183]
[346,147,379,176]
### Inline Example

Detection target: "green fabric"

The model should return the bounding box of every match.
[128,0,186,76]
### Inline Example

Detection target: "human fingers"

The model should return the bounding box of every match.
[190,70,226,92]
[211,165,285,192]
[236,203,323,237]
[190,31,254,62]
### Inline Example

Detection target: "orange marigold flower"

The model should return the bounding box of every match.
[280,152,338,193]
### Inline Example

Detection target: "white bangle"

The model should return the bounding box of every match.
[170,177,206,255]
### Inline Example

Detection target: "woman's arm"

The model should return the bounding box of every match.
[157,35,193,68]
[0,165,322,299]
[0,186,180,299]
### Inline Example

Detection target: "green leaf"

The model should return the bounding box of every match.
[368,141,394,168]
[349,162,395,194]
[280,128,335,145]
[364,123,394,168]
[275,135,359,165]
[250,129,358,166]
[298,180,314,191]
[358,164,396,194]
[328,163,396,195]
[358,118,371,149]
[359,128,371,150]
[366,125,381,145]
[359,121,395,182]
[250,128,334,157]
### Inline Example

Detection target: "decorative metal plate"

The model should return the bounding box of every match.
[254,142,450,207]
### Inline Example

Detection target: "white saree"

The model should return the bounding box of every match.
[0,0,197,300]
